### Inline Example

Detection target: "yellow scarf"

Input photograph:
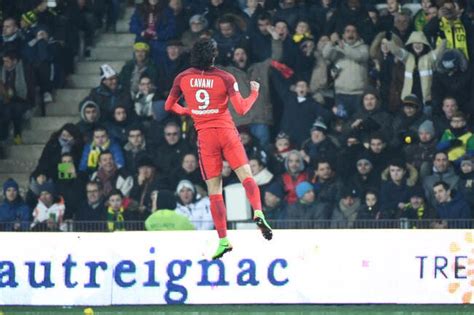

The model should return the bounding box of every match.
[107,206,125,231]
[437,17,469,60]
[293,32,313,44]
[87,139,110,169]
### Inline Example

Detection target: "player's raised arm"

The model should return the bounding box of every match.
[164,75,191,116]
[229,80,260,116]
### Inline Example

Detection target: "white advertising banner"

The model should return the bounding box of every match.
[0,230,473,305]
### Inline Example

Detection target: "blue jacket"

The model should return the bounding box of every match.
[0,198,31,231]
[79,140,125,172]
[435,192,471,228]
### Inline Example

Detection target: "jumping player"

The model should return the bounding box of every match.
[164,38,272,259]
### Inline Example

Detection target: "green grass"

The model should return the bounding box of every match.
[1,305,474,315]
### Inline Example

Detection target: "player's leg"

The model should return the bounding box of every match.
[221,129,272,240]
[206,176,232,259]
[234,165,273,240]
[197,130,232,259]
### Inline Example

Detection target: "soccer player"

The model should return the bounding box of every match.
[164,38,272,259]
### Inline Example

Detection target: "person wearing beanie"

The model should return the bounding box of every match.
[301,117,338,165]
[31,181,65,231]
[431,49,472,117]
[87,64,132,122]
[396,184,431,227]
[119,41,159,98]
[262,181,287,225]
[349,153,381,199]
[436,111,474,164]
[404,119,438,178]
[331,185,361,228]
[145,190,195,231]
[391,94,429,148]
[104,105,135,147]
[182,14,209,51]
[175,180,213,231]
[0,178,30,231]
[346,86,393,143]
[287,181,332,228]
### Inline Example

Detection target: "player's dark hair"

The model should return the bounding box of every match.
[190,38,217,70]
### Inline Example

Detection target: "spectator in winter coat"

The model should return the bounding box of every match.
[273,19,299,71]
[36,123,84,181]
[431,49,474,117]
[132,75,162,124]
[119,42,159,98]
[325,0,376,44]
[75,181,107,231]
[356,190,382,227]
[459,157,474,218]
[25,168,53,210]
[433,181,471,228]
[156,40,190,99]
[123,125,150,175]
[397,185,432,228]
[287,181,332,228]
[309,35,333,105]
[348,154,381,198]
[1,18,24,54]
[248,12,273,63]
[433,96,458,136]
[301,119,338,165]
[423,151,460,208]
[79,126,125,174]
[369,31,405,113]
[0,178,30,231]
[336,132,366,178]
[413,0,435,32]
[213,15,248,66]
[271,70,331,148]
[309,159,342,210]
[77,99,101,144]
[331,185,361,228]
[379,159,418,219]
[31,182,65,232]
[224,25,282,147]
[104,105,136,147]
[87,64,132,122]
[129,156,171,218]
[153,121,193,175]
[388,30,445,107]
[280,150,308,205]
[267,132,293,177]
[367,132,393,178]
[391,94,429,148]
[345,87,393,144]
[323,23,369,118]
[181,14,209,52]
[175,180,213,230]
[436,111,474,164]
[169,152,205,195]
[249,153,274,196]
[129,0,176,62]
[55,153,86,220]
[263,181,287,227]
[1,50,36,144]
[404,120,437,178]
[90,151,134,197]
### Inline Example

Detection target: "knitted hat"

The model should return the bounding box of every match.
[21,11,38,26]
[265,182,285,199]
[402,94,421,109]
[189,14,208,29]
[136,156,155,169]
[100,64,117,80]
[176,180,195,194]
[408,185,425,199]
[460,157,473,168]
[418,120,435,137]
[133,42,150,52]
[440,50,459,71]
[3,178,19,195]
[356,156,373,168]
[38,182,56,196]
[311,118,327,134]
[363,86,380,100]
[156,190,177,210]
[340,185,358,198]
[296,181,313,199]
[167,39,183,47]
[275,132,290,141]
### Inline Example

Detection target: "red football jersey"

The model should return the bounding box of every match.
[166,67,258,131]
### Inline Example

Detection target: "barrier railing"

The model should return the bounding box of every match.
[0,219,472,232]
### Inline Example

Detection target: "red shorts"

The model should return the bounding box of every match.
[197,128,248,180]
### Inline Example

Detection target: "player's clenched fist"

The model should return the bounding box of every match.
[250,81,260,92]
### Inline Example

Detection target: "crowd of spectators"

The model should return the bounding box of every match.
[1,0,474,232]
